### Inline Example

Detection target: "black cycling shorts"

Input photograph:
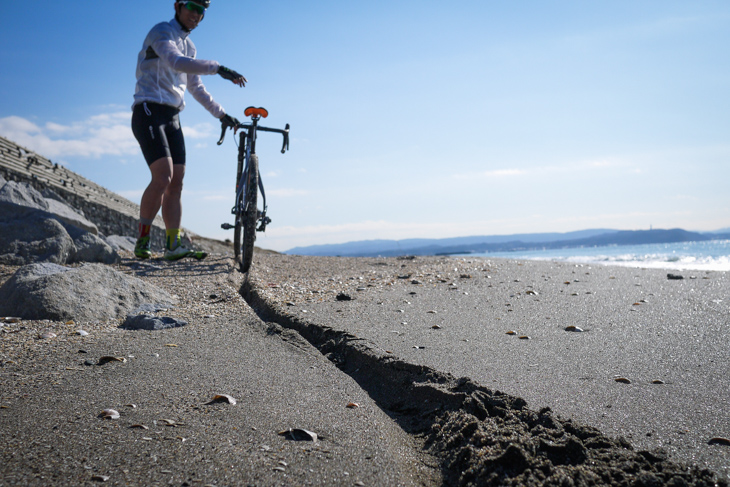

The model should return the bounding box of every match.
[132,102,186,166]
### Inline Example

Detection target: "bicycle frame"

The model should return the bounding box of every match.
[218,107,289,272]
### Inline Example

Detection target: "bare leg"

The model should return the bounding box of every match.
[139,156,174,224]
[161,163,185,230]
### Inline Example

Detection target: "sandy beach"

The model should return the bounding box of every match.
[245,252,730,484]
[1,249,728,486]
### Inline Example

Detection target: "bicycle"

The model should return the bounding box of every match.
[218,106,289,273]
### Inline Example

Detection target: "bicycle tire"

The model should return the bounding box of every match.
[240,154,259,273]
[233,190,243,266]
[232,151,245,267]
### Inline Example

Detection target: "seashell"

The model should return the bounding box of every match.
[431,325,442,329]
[97,356,126,365]
[708,437,730,446]
[165,344,178,347]
[0,317,21,323]
[90,475,110,482]
[460,274,472,279]
[506,330,516,335]
[99,409,120,420]
[65,320,75,325]
[651,379,665,384]
[125,404,137,408]
[565,325,584,332]
[278,428,318,442]
[614,377,631,384]
[632,303,642,306]
[76,330,89,336]
[518,335,530,340]
[159,419,177,426]
[526,290,538,295]
[40,332,57,339]
[427,310,437,314]
[129,424,149,430]
[273,466,286,472]
[206,394,237,405]
[346,402,360,409]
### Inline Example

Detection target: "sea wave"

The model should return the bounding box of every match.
[467,240,730,272]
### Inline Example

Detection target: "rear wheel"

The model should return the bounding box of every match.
[232,154,245,267]
[233,191,243,266]
[240,154,259,273]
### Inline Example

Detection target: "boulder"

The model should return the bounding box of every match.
[44,197,98,235]
[69,232,120,265]
[0,263,176,322]
[105,235,136,252]
[0,179,49,211]
[0,204,75,265]
[0,179,98,235]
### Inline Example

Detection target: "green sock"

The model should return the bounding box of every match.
[166,229,182,250]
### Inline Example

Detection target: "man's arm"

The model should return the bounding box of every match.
[188,74,225,118]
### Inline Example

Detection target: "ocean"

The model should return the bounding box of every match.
[459,239,730,272]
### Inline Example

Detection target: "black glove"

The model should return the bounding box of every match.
[220,114,240,129]
[218,65,246,84]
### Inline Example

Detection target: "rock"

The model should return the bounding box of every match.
[68,231,119,265]
[0,201,119,265]
[0,205,75,265]
[105,235,136,251]
[0,263,176,321]
[121,314,187,331]
[0,179,97,234]
[44,197,98,235]
[0,179,49,211]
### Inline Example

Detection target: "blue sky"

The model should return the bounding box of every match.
[1,1,729,251]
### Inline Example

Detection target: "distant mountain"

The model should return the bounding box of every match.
[285,228,722,258]
[285,229,615,256]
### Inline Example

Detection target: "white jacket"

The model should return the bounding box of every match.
[133,18,225,118]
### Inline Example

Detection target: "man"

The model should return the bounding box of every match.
[131,0,245,260]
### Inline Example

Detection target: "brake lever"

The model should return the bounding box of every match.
[281,123,290,153]
[217,123,228,146]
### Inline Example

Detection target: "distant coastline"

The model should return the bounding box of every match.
[286,228,730,258]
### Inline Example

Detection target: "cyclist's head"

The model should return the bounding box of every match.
[175,1,209,31]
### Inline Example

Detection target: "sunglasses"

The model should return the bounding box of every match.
[180,1,206,15]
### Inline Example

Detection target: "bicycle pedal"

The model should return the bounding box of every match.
[221,223,234,230]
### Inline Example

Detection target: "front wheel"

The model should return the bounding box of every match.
[240,154,259,273]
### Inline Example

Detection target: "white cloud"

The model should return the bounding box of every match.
[184,122,215,139]
[0,113,138,159]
